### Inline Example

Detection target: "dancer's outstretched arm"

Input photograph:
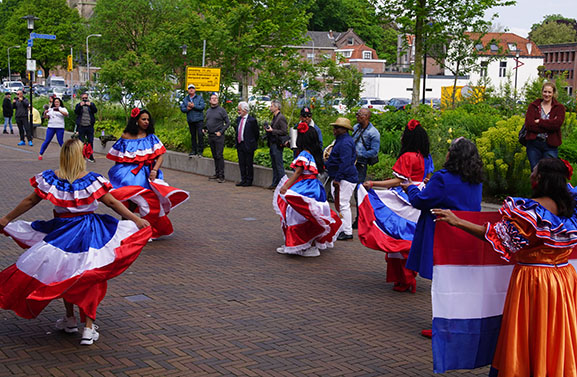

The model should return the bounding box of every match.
[0,192,43,230]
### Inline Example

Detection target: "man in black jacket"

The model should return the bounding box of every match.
[266,99,288,189]
[235,101,259,187]
[74,93,98,162]
[3,92,13,134]
[13,90,32,146]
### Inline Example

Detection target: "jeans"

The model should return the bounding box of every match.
[40,128,64,155]
[208,134,225,178]
[188,120,204,154]
[16,116,32,142]
[526,139,558,171]
[77,126,95,158]
[269,143,285,186]
[3,117,13,131]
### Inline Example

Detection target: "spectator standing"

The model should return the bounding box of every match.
[74,93,98,162]
[235,101,259,187]
[524,82,566,170]
[266,100,288,189]
[204,93,230,183]
[180,84,206,157]
[352,108,380,228]
[3,92,13,134]
[290,107,322,158]
[325,117,358,241]
[31,107,41,137]
[38,98,69,161]
[13,90,32,146]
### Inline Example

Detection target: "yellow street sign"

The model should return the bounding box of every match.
[185,67,221,92]
[67,55,73,72]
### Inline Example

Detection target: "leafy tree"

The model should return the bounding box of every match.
[382,0,515,112]
[528,21,577,45]
[195,0,310,100]
[315,56,363,109]
[0,0,82,79]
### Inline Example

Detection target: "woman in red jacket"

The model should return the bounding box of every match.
[524,82,566,170]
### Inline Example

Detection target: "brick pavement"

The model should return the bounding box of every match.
[0,133,490,376]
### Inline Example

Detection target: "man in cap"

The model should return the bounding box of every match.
[180,83,206,157]
[324,117,357,241]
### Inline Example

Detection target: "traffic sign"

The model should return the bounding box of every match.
[26,59,36,72]
[27,39,33,47]
[30,33,56,40]
[185,67,221,92]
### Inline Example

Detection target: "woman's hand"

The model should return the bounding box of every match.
[149,170,158,181]
[134,218,150,229]
[363,181,373,189]
[279,185,287,195]
[399,180,413,192]
[0,217,9,232]
[430,208,460,226]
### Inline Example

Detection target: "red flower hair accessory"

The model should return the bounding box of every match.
[561,158,573,180]
[297,122,309,134]
[407,119,420,131]
[130,108,141,118]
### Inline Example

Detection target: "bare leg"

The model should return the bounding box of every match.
[85,316,94,329]
[63,299,74,317]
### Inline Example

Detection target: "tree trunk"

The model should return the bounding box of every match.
[451,60,460,109]
[241,72,249,101]
[411,0,426,114]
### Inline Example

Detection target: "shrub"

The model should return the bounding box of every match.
[476,115,531,198]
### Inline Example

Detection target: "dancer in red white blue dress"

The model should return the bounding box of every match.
[273,122,342,257]
[107,108,189,238]
[0,139,151,345]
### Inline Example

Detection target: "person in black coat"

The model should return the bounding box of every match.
[235,101,260,187]
[3,92,13,134]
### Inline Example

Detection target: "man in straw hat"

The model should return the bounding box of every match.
[325,117,358,241]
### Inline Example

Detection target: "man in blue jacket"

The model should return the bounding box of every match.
[325,117,357,241]
[180,84,205,157]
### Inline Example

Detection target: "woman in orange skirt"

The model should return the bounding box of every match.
[433,157,577,377]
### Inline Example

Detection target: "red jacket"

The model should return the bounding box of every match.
[524,98,566,147]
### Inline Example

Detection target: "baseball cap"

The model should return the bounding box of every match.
[300,107,312,117]
[187,84,196,89]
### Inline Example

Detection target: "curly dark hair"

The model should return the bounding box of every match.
[399,124,430,158]
[532,158,575,218]
[444,138,484,184]
[51,97,63,108]
[296,125,324,173]
[123,109,155,136]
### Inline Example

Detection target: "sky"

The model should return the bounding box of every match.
[487,0,577,37]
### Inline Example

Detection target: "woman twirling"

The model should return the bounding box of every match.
[107,108,189,238]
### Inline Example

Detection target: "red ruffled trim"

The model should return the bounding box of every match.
[106,145,166,163]
[31,177,112,207]
[484,222,512,262]
[290,159,319,175]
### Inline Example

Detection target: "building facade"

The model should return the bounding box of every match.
[539,42,577,96]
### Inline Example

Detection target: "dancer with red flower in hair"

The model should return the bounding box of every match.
[273,122,342,257]
[357,119,434,293]
[107,108,189,238]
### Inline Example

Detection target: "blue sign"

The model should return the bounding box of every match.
[30,33,56,40]
[27,39,33,47]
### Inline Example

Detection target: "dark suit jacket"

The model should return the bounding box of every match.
[235,115,259,151]
[268,111,287,147]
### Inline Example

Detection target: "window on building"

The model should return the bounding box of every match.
[348,38,354,45]
[507,43,517,52]
[363,51,372,59]
[480,61,489,77]
[307,53,315,60]
[490,43,499,52]
[338,50,352,58]
[499,61,507,77]
[475,43,484,51]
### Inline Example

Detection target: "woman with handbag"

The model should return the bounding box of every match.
[524,82,566,170]
[358,119,434,293]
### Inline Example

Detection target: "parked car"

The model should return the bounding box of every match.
[387,97,411,111]
[424,98,441,110]
[3,81,25,94]
[360,97,388,113]
[51,87,66,98]
[248,95,271,109]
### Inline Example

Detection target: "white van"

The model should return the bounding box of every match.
[4,81,24,93]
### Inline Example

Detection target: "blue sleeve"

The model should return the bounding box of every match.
[180,98,188,113]
[195,96,205,112]
[316,127,323,147]
[367,129,380,158]
[406,172,446,210]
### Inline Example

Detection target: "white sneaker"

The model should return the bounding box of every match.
[276,246,287,254]
[80,324,100,345]
[55,316,78,333]
[301,246,320,257]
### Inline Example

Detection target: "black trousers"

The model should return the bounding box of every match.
[188,120,204,154]
[209,134,225,178]
[237,143,255,184]
[16,116,32,142]
[77,126,95,158]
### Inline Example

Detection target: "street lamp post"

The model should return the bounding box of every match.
[7,45,21,82]
[21,15,38,134]
[86,34,102,85]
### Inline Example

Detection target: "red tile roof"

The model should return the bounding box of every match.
[466,32,543,57]
[337,44,380,60]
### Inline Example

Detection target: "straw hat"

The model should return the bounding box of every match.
[330,117,353,131]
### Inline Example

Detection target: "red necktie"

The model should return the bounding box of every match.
[238,117,246,143]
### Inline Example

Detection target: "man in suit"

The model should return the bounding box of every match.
[235,101,260,187]
[266,99,288,189]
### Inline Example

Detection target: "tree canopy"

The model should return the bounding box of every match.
[528,15,577,45]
